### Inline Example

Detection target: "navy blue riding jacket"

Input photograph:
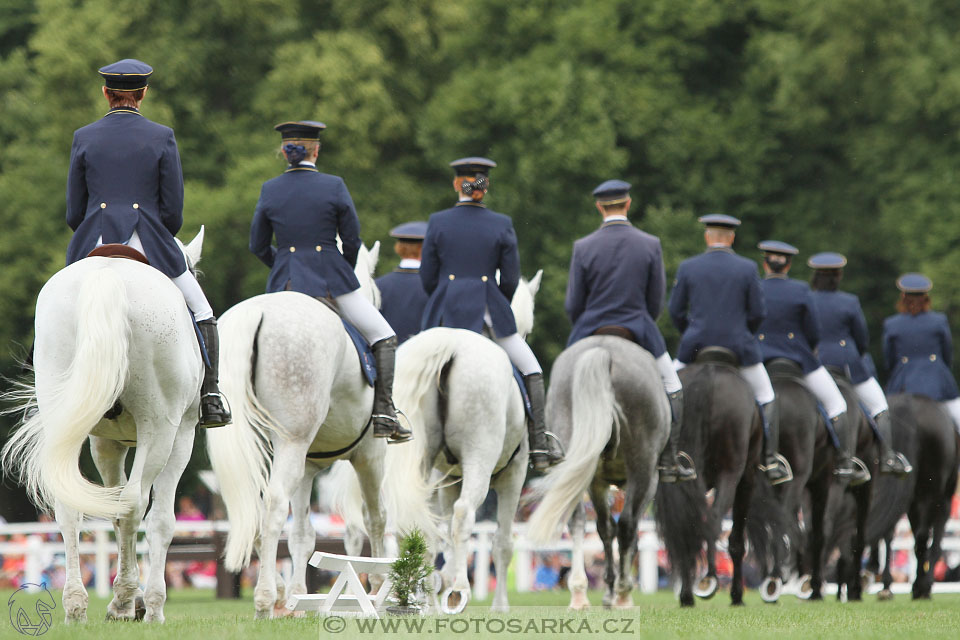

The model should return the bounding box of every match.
[420,201,520,337]
[757,275,822,374]
[66,107,187,277]
[250,165,362,297]
[376,267,428,344]
[811,290,872,383]
[565,220,667,356]
[883,311,959,401]
[669,247,766,365]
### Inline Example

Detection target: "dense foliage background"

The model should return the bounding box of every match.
[2,0,960,518]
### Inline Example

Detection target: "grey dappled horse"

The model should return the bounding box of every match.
[206,244,433,619]
[527,335,669,609]
[2,231,208,623]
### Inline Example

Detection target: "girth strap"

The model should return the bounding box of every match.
[305,419,373,460]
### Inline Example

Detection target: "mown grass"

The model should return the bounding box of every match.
[3,587,959,639]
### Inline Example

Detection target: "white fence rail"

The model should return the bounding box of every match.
[2,517,958,599]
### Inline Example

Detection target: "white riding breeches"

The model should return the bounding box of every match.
[97,231,214,321]
[656,352,683,394]
[804,366,847,420]
[336,289,395,345]
[740,363,776,406]
[494,333,542,376]
[942,398,960,435]
[854,376,888,418]
[674,359,774,405]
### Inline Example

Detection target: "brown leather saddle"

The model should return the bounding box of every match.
[591,325,636,341]
[87,243,150,265]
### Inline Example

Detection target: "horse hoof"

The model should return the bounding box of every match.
[877,589,893,602]
[134,596,146,621]
[614,594,632,609]
[759,577,782,603]
[796,575,813,600]
[440,588,469,615]
[694,575,718,599]
[860,570,875,591]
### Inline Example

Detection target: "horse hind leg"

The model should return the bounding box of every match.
[279,470,317,616]
[350,445,388,593]
[489,447,526,613]
[441,468,490,614]
[614,480,657,608]
[567,502,590,610]
[141,424,196,622]
[588,480,617,608]
[55,502,89,623]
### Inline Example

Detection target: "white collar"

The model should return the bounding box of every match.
[708,243,732,248]
[399,259,421,269]
[603,215,628,222]
[458,196,474,202]
[298,161,316,167]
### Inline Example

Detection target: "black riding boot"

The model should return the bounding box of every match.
[371,336,412,443]
[832,412,870,486]
[523,373,563,471]
[874,410,912,475]
[760,400,793,485]
[197,318,232,428]
[658,390,697,483]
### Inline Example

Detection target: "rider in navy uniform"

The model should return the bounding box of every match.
[420,157,563,470]
[809,253,911,475]
[250,120,411,443]
[376,222,429,344]
[668,215,791,484]
[566,180,695,483]
[883,274,960,437]
[757,242,869,485]
[65,59,230,428]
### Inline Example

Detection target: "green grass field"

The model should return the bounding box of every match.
[4,587,959,639]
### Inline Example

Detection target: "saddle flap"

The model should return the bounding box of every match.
[87,243,150,265]
[695,346,740,367]
[765,358,803,378]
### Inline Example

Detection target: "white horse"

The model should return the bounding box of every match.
[2,231,208,623]
[365,271,543,613]
[206,243,433,619]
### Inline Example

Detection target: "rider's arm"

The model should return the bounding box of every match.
[851,300,870,355]
[336,179,361,270]
[668,266,689,333]
[419,220,440,295]
[66,133,88,231]
[497,225,520,302]
[565,245,586,323]
[158,131,185,235]
[802,291,822,349]
[939,315,953,368]
[882,319,895,372]
[746,271,766,334]
[647,240,666,321]
[249,188,277,267]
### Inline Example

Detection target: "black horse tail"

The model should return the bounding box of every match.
[863,400,915,542]
[655,365,715,577]
[745,469,790,579]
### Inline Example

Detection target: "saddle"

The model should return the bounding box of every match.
[695,346,740,367]
[592,325,636,341]
[87,243,150,265]
[765,357,803,379]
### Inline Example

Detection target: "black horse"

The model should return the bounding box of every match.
[748,363,878,601]
[746,358,820,602]
[655,348,762,607]
[859,394,959,600]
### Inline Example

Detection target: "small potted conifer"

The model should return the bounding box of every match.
[387,527,432,615]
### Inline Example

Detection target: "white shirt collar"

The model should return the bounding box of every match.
[298,160,316,167]
[458,196,474,202]
[603,215,628,222]
[399,259,421,269]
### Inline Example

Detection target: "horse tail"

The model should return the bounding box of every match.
[2,266,132,517]
[745,469,788,577]
[206,305,272,571]
[527,347,620,545]
[379,332,449,539]
[655,365,714,572]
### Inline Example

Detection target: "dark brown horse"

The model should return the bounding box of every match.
[655,349,762,606]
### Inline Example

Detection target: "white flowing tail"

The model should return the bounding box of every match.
[526,347,621,544]
[206,305,273,571]
[2,267,132,517]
